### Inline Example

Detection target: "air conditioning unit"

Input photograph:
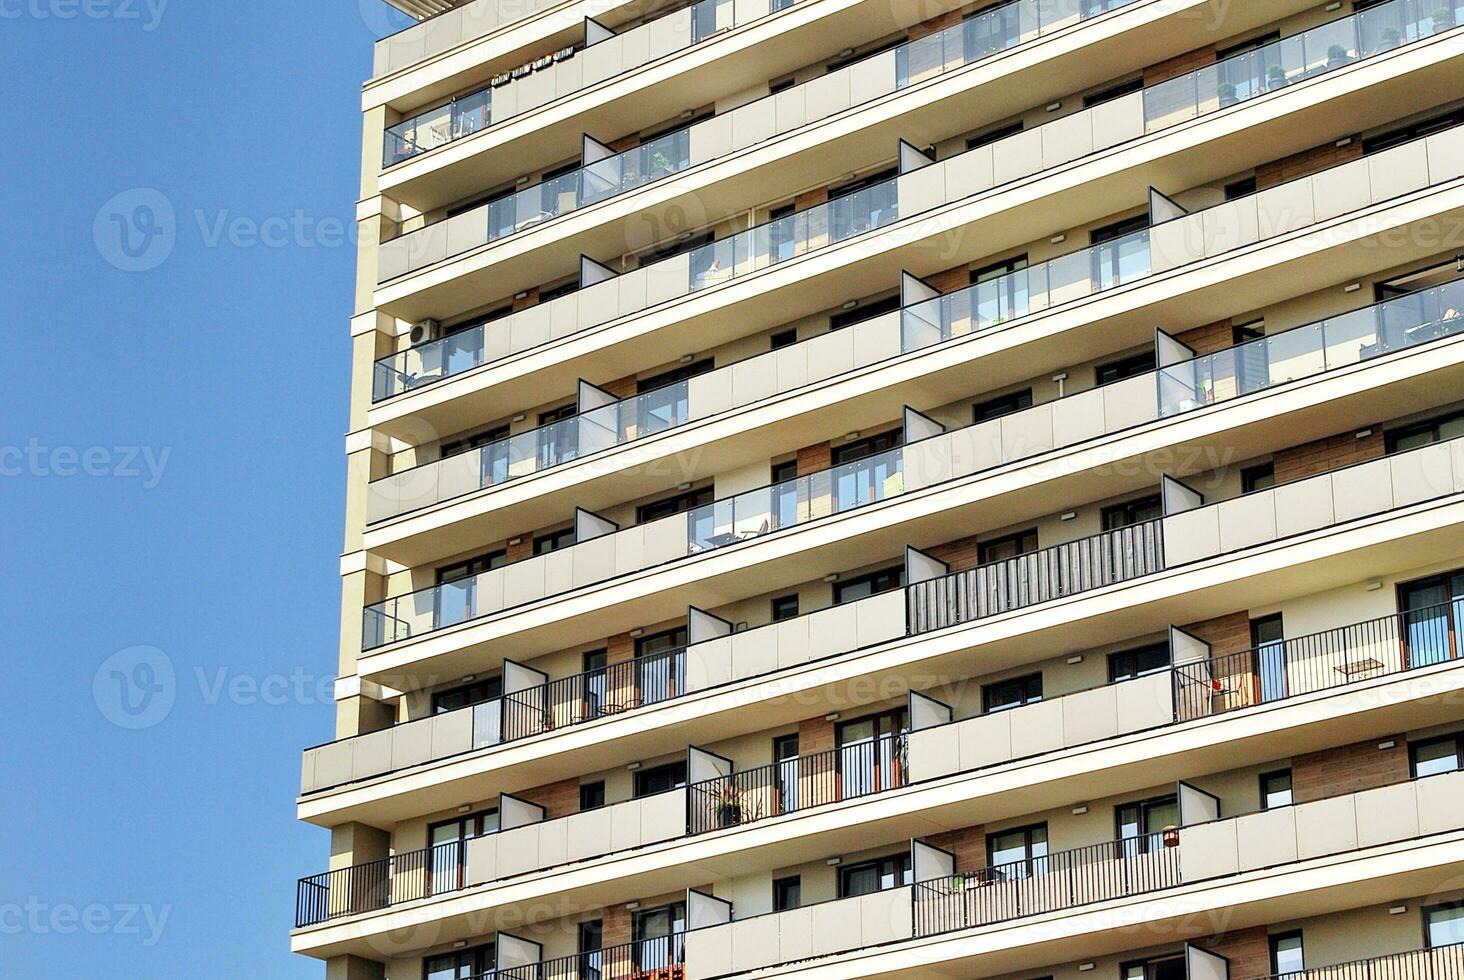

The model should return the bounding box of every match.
[409,319,441,345]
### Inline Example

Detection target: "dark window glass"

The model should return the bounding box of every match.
[1216,30,1279,58]
[987,823,1048,877]
[973,389,1033,422]
[772,595,800,621]
[1102,494,1162,530]
[770,328,798,350]
[1365,109,1464,155]
[637,485,714,523]
[966,121,1023,151]
[1427,902,1464,948]
[1092,216,1151,244]
[1096,351,1157,386]
[772,458,798,483]
[445,305,511,337]
[834,565,905,604]
[539,403,576,426]
[539,278,579,303]
[832,428,903,465]
[424,944,495,980]
[978,529,1038,564]
[441,424,510,459]
[983,673,1042,713]
[640,231,713,264]
[1224,176,1258,200]
[1123,954,1186,980]
[1083,76,1142,108]
[1242,462,1276,493]
[534,527,575,555]
[1260,769,1293,810]
[634,761,688,797]
[1108,642,1170,681]
[579,781,606,811]
[837,852,912,897]
[432,677,503,714]
[773,876,801,911]
[1233,320,1265,344]
[828,166,898,199]
[1251,613,1288,703]
[436,549,508,586]
[578,919,603,954]
[1387,410,1464,453]
[638,358,714,394]
[1116,795,1179,853]
[1398,569,1464,667]
[829,293,902,330]
[1412,734,1464,778]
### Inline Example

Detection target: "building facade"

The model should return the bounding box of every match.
[294,0,1464,978]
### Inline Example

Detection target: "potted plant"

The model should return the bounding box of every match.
[1434,6,1456,31]
[714,782,743,826]
[1162,825,1181,848]
[1380,26,1402,49]
[1265,64,1286,90]
[1217,82,1238,107]
[1326,43,1351,68]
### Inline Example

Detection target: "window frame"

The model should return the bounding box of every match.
[982,672,1043,713]
[1108,642,1171,682]
[833,565,905,604]
[1259,768,1293,811]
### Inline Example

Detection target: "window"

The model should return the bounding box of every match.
[425,944,495,980]
[770,328,798,350]
[641,231,712,264]
[1116,795,1179,853]
[579,781,606,811]
[1412,733,1463,778]
[634,761,688,797]
[832,428,903,465]
[836,709,907,795]
[539,278,579,303]
[441,423,510,459]
[1387,410,1464,453]
[834,565,905,604]
[773,876,802,911]
[1426,902,1464,947]
[1090,215,1151,291]
[578,919,603,977]
[1216,30,1279,59]
[1122,954,1186,980]
[972,389,1033,423]
[1224,176,1258,200]
[768,74,795,95]
[987,823,1048,877]
[1108,642,1170,682]
[432,677,503,714]
[1242,462,1276,493]
[1102,494,1162,530]
[426,811,500,896]
[632,902,685,969]
[978,529,1038,564]
[1251,613,1287,703]
[1096,350,1158,386]
[444,305,511,337]
[1260,769,1293,810]
[1397,568,1464,667]
[829,166,898,198]
[1083,76,1143,108]
[837,852,912,897]
[968,254,1031,324]
[1269,929,1303,971]
[967,121,1024,151]
[538,403,576,426]
[637,358,714,394]
[637,485,714,523]
[772,595,800,621]
[829,293,902,330]
[1365,109,1464,155]
[534,527,574,555]
[983,673,1042,713]
[436,549,508,586]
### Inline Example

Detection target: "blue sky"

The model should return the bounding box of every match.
[1,2,412,975]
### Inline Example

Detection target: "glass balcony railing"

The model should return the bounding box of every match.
[384,88,492,166]
[1141,0,1464,131]
[1159,279,1464,416]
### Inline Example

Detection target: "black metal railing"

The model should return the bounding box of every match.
[907,519,1165,634]
[489,934,686,980]
[295,838,469,927]
[1243,942,1464,980]
[686,734,906,835]
[913,834,1183,934]
[502,648,687,741]
[1176,600,1463,721]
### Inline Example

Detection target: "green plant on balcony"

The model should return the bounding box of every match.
[1381,26,1403,48]
[1217,82,1238,106]
[1265,64,1286,89]
[1434,6,1456,30]
[1326,43,1352,67]
[714,781,743,825]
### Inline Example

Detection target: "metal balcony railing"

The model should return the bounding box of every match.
[1243,943,1464,980]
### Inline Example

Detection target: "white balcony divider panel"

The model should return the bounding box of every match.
[905,545,949,585]
[1179,770,1464,883]
[909,690,953,731]
[1177,781,1220,825]
[903,405,947,442]
[1187,944,1230,980]
[577,378,618,410]
[499,792,546,829]
[574,506,619,540]
[689,745,735,782]
[914,840,956,882]
[906,669,1174,782]
[688,888,734,929]
[685,589,907,691]
[1155,328,1196,368]
[367,121,1464,521]
[688,606,734,643]
[1162,439,1464,567]
[1161,475,1205,515]
[496,932,544,970]
[464,787,687,886]
[685,885,914,978]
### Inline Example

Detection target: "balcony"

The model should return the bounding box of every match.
[1250,945,1464,980]
[373,0,1463,324]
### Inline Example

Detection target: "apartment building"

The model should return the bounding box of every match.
[294,0,1464,977]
